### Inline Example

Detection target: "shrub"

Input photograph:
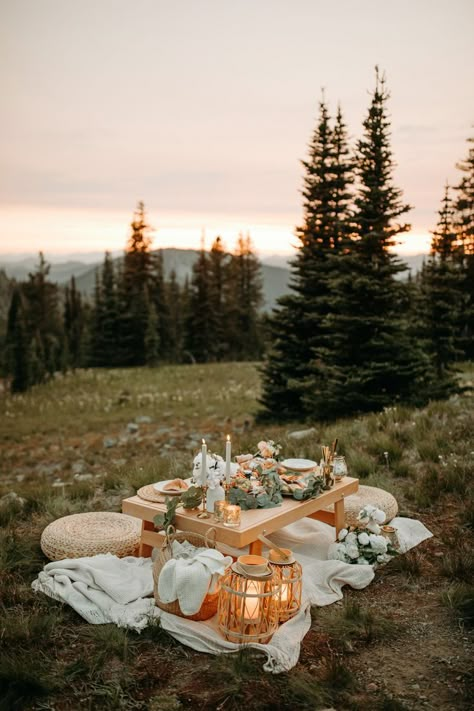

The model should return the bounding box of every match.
[442,584,474,628]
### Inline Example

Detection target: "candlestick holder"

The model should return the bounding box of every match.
[197,485,211,519]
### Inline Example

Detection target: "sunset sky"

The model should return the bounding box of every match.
[1,0,473,259]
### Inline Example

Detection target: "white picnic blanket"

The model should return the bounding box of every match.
[32,516,432,672]
[32,553,157,630]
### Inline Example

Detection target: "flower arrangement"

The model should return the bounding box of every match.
[192,452,225,488]
[255,439,282,460]
[329,505,398,566]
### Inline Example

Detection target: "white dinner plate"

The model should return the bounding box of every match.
[153,478,192,495]
[280,458,318,472]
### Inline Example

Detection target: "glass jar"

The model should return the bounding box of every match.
[223,504,241,527]
[214,500,228,523]
[332,455,348,481]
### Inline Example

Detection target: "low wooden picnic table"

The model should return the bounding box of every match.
[122,477,359,557]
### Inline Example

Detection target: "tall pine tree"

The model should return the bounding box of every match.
[453,134,474,357]
[418,185,463,390]
[5,288,32,393]
[259,98,353,420]
[185,246,212,363]
[64,276,84,369]
[306,69,429,418]
[228,234,263,360]
[118,202,155,365]
[88,252,121,366]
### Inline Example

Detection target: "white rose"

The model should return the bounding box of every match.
[346,544,360,560]
[358,532,370,546]
[338,528,349,541]
[372,508,386,524]
[357,557,370,565]
[345,532,357,545]
[377,553,390,564]
[369,534,388,554]
[357,508,370,523]
[328,543,348,562]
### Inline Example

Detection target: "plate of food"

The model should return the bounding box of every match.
[279,472,309,496]
[280,458,318,472]
[153,478,191,495]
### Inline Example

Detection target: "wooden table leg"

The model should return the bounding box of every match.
[249,539,263,555]
[139,520,155,557]
[334,496,345,539]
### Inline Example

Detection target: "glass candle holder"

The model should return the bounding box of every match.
[214,500,228,523]
[223,504,241,528]
[332,455,348,481]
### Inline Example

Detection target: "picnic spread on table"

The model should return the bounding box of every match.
[32,435,432,672]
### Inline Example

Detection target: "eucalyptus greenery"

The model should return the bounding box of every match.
[291,474,326,501]
[153,486,203,530]
[228,465,283,510]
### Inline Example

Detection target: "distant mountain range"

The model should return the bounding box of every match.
[0,249,427,314]
[0,249,291,312]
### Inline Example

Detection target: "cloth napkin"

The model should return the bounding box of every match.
[158,547,233,615]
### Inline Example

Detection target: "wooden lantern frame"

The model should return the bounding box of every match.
[217,568,281,644]
[268,558,303,622]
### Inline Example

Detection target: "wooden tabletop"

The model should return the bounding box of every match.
[123,477,359,550]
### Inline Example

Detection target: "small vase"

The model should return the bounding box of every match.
[206,484,225,513]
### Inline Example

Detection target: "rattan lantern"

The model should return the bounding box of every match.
[268,549,303,622]
[217,566,281,644]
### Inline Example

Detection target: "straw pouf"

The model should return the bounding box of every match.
[324,484,398,527]
[41,512,142,561]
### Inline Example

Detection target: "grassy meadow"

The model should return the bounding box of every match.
[0,362,473,710]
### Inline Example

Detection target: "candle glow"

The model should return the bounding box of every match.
[244,580,261,621]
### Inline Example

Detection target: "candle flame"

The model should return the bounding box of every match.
[226,434,230,442]
[202,439,206,444]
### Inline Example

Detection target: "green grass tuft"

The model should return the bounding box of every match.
[0,652,57,711]
[442,583,474,628]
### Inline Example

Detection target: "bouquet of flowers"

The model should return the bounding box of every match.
[192,452,225,488]
[255,439,282,461]
[328,505,398,567]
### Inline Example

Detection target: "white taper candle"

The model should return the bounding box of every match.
[201,439,207,485]
[225,435,231,485]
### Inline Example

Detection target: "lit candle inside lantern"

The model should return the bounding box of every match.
[225,435,231,485]
[244,580,260,621]
[280,583,289,602]
[201,439,207,486]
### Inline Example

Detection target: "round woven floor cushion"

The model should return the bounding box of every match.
[41,512,142,561]
[325,484,398,527]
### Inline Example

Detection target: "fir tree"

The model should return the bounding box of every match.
[144,301,160,365]
[88,252,121,366]
[185,247,212,363]
[22,253,64,380]
[64,276,84,369]
[259,97,353,420]
[417,186,462,392]
[229,234,263,360]
[453,134,474,357]
[119,202,154,365]
[166,270,184,362]
[306,70,429,418]
[454,134,474,255]
[5,288,32,393]
[208,236,230,361]
[150,249,169,361]
[88,269,105,366]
